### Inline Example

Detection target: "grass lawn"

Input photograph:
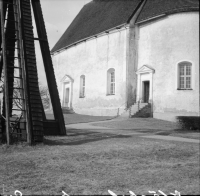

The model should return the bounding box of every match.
[45,113,115,124]
[92,118,200,139]
[0,130,199,195]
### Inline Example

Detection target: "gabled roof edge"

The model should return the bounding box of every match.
[51,23,128,55]
[136,7,199,24]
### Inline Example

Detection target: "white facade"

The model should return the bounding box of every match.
[52,11,199,121]
[52,28,127,116]
[137,12,199,121]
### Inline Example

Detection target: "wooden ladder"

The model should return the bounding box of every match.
[0,0,30,144]
[0,0,66,145]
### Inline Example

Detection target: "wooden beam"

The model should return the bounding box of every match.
[31,0,66,135]
[0,0,10,145]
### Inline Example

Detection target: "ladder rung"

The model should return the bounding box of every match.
[6,46,20,50]
[7,10,18,14]
[12,88,24,90]
[5,4,16,6]
[10,120,26,123]
[9,98,25,100]
[10,120,27,123]
[6,37,19,40]
[8,76,22,79]
[8,66,22,69]
[4,1,13,3]
[5,27,19,31]
[10,133,25,136]
[5,19,18,22]
[14,76,22,79]
[12,109,26,112]
[7,56,20,59]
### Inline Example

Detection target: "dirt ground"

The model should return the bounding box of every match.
[45,112,115,124]
[91,118,200,139]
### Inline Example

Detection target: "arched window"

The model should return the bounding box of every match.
[107,68,115,95]
[178,61,192,89]
[80,75,85,98]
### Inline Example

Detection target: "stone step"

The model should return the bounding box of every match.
[118,102,149,118]
[62,107,75,114]
[132,104,151,118]
[130,103,148,116]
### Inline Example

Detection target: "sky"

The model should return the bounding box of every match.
[33,0,91,85]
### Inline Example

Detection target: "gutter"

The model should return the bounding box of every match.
[135,7,199,24]
[51,23,128,55]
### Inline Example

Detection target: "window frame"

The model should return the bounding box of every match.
[79,75,85,98]
[177,61,192,90]
[107,68,115,95]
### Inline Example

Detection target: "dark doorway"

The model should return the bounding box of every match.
[143,81,149,103]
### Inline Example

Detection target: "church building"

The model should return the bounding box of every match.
[51,0,199,122]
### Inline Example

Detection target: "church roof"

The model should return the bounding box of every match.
[137,0,199,23]
[51,0,199,54]
[51,0,142,53]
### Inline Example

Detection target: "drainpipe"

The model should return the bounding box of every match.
[126,0,147,109]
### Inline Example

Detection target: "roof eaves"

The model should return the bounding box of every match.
[135,14,166,24]
[136,7,199,24]
[51,23,128,55]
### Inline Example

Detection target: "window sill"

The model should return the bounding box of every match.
[177,88,193,90]
[79,96,85,98]
[106,94,115,96]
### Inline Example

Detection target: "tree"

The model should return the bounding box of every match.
[39,84,51,110]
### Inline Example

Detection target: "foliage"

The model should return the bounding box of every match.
[39,84,50,110]
[0,78,50,111]
[176,116,200,131]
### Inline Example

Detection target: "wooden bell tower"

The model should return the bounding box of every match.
[0,0,66,145]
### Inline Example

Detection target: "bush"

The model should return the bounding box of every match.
[176,116,200,131]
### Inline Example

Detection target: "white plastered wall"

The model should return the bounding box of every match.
[52,29,127,116]
[137,12,199,121]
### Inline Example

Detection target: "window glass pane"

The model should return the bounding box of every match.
[186,66,191,75]
[180,66,184,75]
[110,83,115,94]
[83,87,85,96]
[80,76,85,97]
[180,77,184,88]
[186,77,191,88]
[108,69,115,94]
[111,72,115,82]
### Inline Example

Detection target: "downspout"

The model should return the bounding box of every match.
[126,0,147,109]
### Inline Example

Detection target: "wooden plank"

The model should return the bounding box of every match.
[32,117,43,121]
[0,0,11,145]
[29,95,41,99]
[23,23,33,29]
[32,121,43,126]
[31,0,66,135]
[32,126,43,131]
[30,104,43,109]
[29,86,39,91]
[20,0,44,143]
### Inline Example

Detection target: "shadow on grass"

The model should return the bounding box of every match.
[44,130,131,146]
[65,128,194,136]
[45,113,116,124]
[66,129,100,136]
[44,128,199,146]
